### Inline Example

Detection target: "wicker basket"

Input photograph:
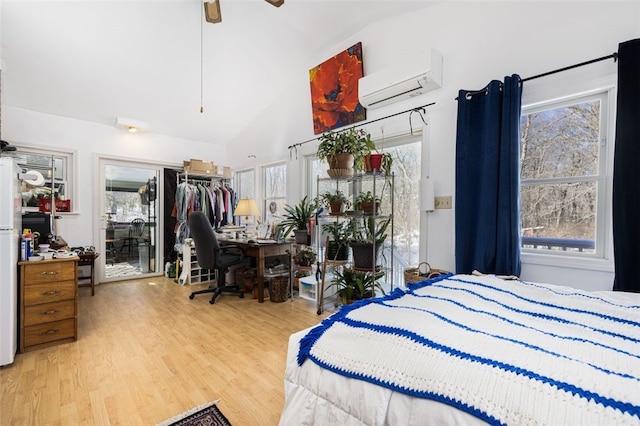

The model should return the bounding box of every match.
[269,276,289,303]
[236,269,257,293]
[404,262,449,283]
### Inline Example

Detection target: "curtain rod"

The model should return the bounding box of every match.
[287,102,436,152]
[456,52,618,100]
[522,52,618,82]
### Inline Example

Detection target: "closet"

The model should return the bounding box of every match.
[173,172,237,284]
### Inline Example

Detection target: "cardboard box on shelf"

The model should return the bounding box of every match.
[183,159,215,175]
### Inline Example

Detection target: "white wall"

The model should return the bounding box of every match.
[226,1,640,291]
[2,106,228,248]
[2,2,638,291]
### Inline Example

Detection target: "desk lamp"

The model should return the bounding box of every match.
[234,199,260,236]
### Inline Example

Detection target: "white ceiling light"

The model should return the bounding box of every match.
[115,117,148,133]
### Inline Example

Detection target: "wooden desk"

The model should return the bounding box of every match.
[220,239,291,303]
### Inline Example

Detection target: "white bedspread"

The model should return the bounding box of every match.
[281,274,640,425]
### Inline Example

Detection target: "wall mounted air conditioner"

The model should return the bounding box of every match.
[358,49,443,109]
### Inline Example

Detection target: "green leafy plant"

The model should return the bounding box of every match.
[317,128,375,171]
[293,245,317,266]
[354,191,380,208]
[319,191,351,214]
[319,190,350,206]
[347,216,390,244]
[328,268,386,304]
[322,221,350,246]
[281,195,317,236]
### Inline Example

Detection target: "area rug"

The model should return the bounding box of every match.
[157,400,231,426]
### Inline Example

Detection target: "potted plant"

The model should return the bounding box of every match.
[321,221,350,261]
[281,195,316,244]
[364,151,393,176]
[347,216,390,269]
[328,267,385,304]
[354,191,381,215]
[293,245,317,267]
[317,127,375,177]
[319,190,351,215]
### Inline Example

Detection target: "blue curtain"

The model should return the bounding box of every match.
[612,39,640,292]
[455,75,522,276]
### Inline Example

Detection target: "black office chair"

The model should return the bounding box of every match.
[188,211,246,304]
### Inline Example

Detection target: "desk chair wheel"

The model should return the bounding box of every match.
[239,292,244,299]
[189,294,195,300]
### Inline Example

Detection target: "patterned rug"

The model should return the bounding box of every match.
[157,401,231,426]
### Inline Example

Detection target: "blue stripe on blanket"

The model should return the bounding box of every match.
[297,274,640,424]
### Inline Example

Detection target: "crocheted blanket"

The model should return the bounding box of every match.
[297,274,640,424]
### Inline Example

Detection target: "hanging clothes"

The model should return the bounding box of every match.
[172,174,236,249]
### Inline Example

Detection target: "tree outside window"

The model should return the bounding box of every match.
[520,92,608,256]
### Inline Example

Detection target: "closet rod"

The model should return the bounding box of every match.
[287,101,436,152]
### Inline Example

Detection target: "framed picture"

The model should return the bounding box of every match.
[309,42,366,134]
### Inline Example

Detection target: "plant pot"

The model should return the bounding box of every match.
[294,229,309,245]
[350,241,382,269]
[364,153,384,173]
[328,153,354,170]
[329,201,344,215]
[326,241,350,261]
[360,201,380,215]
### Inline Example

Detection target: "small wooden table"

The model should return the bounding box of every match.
[78,252,99,296]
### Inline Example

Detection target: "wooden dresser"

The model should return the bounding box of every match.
[18,256,79,353]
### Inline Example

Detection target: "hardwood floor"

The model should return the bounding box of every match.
[0,277,334,425]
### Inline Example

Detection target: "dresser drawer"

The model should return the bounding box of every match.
[23,300,75,326]
[23,318,76,347]
[23,261,76,284]
[23,281,76,306]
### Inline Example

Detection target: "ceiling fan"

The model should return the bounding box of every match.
[204,0,284,24]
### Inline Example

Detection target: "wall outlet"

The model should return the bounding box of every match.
[434,196,452,209]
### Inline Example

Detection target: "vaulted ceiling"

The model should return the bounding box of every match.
[1,0,437,145]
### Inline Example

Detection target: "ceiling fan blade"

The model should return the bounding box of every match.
[265,0,284,7]
[204,1,222,23]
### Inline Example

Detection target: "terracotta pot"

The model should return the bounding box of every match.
[329,201,343,215]
[328,153,354,170]
[364,153,384,172]
[360,201,380,214]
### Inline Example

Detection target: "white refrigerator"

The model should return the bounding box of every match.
[0,157,22,366]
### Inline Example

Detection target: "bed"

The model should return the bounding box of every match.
[280,273,640,425]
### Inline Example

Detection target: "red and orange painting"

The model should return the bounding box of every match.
[309,42,366,134]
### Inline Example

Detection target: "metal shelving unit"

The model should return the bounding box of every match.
[315,172,394,314]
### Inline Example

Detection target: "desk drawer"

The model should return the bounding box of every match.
[23,261,76,284]
[24,300,75,326]
[23,281,76,306]
[23,318,76,347]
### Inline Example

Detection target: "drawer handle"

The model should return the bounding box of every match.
[40,271,60,275]
[43,328,60,335]
[43,309,59,315]
[42,290,61,296]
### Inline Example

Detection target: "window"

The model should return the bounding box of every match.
[520,91,609,258]
[234,169,255,226]
[262,163,286,224]
[7,147,74,212]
